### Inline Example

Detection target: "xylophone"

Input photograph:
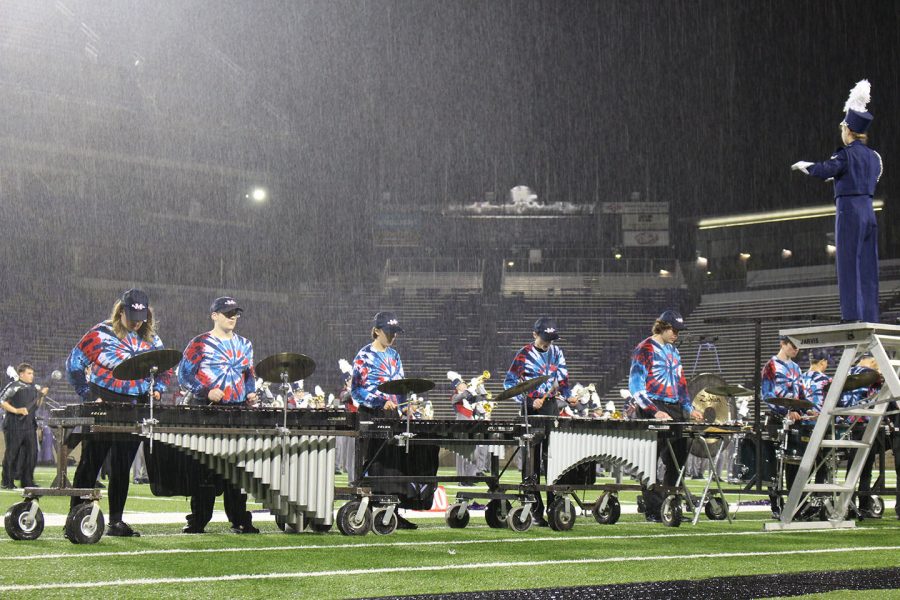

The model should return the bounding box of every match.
[63,402,355,533]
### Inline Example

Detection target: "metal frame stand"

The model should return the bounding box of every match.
[766,322,900,531]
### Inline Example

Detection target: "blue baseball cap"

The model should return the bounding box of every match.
[373,311,403,334]
[658,309,686,331]
[810,348,830,363]
[121,289,149,322]
[210,296,243,314]
[533,317,560,341]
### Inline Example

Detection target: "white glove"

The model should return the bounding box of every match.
[791,161,813,174]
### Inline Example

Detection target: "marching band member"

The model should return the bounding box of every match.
[628,309,701,522]
[792,79,883,323]
[177,296,259,534]
[761,335,807,517]
[351,311,420,530]
[761,336,806,420]
[504,317,572,527]
[801,349,832,415]
[1,363,48,489]
[839,353,884,518]
[448,371,488,483]
[801,349,833,486]
[66,289,167,537]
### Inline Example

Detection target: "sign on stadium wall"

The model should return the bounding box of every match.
[623,230,670,247]
[601,202,669,214]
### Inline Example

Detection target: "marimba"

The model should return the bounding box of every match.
[66,403,355,534]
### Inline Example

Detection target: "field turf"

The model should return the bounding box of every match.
[0,467,897,599]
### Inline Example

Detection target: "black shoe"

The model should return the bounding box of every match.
[182,524,206,534]
[396,515,418,530]
[645,513,662,523]
[469,502,487,511]
[230,523,260,534]
[458,482,475,487]
[107,521,141,537]
[95,482,106,489]
[533,517,550,527]
[0,484,14,490]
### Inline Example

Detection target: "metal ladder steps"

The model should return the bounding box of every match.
[803,483,854,493]
[830,408,884,417]
[818,440,869,448]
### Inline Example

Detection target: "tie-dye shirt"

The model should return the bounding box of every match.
[628,337,690,413]
[177,332,256,404]
[66,320,167,400]
[504,343,571,414]
[350,343,405,409]
[761,355,805,416]
[801,369,832,413]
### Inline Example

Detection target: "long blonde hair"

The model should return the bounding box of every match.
[109,300,157,342]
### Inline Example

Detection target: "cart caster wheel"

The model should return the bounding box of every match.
[65,504,104,544]
[866,495,885,519]
[547,497,576,531]
[704,495,728,521]
[506,506,533,532]
[445,503,470,529]
[660,495,682,528]
[484,499,511,529]
[337,500,371,536]
[371,507,398,535]
[5,501,44,541]
[592,494,621,525]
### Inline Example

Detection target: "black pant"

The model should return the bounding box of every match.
[849,427,886,511]
[187,480,251,529]
[526,435,553,519]
[71,436,140,523]
[641,403,689,518]
[2,426,37,487]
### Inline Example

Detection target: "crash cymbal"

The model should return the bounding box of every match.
[766,396,813,411]
[112,349,182,381]
[842,369,883,392]
[705,384,754,397]
[692,389,730,424]
[493,375,551,402]
[255,353,316,383]
[377,378,435,396]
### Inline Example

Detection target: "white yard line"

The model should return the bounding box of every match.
[2,526,897,561]
[2,546,898,591]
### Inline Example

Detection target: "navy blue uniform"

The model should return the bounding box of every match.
[808,141,883,322]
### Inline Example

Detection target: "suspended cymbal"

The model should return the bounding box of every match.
[377,378,435,396]
[692,389,730,424]
[255,353,316,383]
[842,369,883,392]
[494,375,551,402]
[706,384,754,397]
[112,349,182,381]
[766,396,813,411]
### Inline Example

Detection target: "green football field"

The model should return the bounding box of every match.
[0,467,897,599]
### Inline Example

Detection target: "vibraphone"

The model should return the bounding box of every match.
[64,403,355,534]
[521,417,750,529]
